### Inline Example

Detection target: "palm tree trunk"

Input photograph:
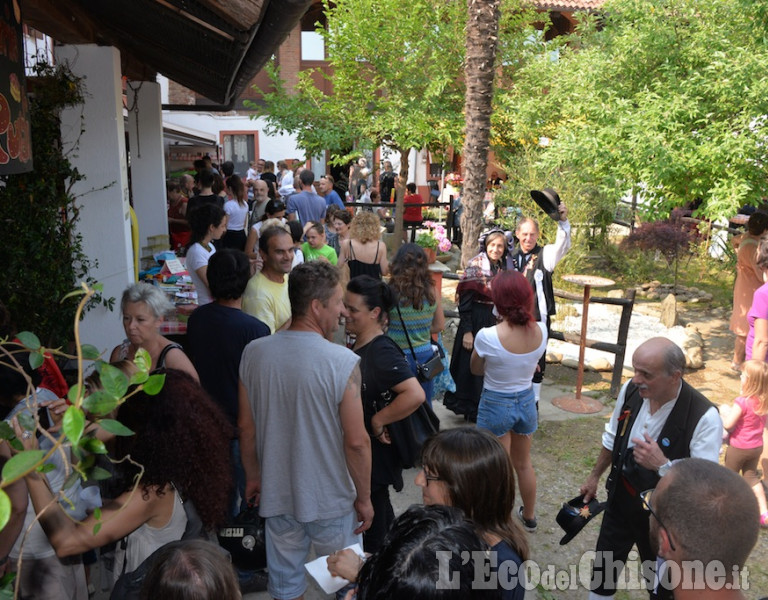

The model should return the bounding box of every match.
[460,0,501,268]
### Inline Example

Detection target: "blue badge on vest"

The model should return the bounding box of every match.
[661,438,670,447]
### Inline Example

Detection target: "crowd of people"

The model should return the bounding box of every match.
[2,158,766,600]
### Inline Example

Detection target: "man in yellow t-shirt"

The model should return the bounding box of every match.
[243,226,294,333]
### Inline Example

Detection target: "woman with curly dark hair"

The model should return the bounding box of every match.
[387,243,444,406]
[17,369,233,579]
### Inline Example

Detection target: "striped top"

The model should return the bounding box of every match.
[388,302,436,351]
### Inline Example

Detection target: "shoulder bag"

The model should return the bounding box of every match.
[361,336,440,469]
[394,304,444,382]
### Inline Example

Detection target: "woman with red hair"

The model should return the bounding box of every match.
[470,270,548,533]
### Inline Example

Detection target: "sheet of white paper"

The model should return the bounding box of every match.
[305,543,364,594]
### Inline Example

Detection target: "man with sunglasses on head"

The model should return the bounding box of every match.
[648,458,758,600]
[578,337,722,600]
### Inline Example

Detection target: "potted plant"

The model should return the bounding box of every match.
[416,221,452,263]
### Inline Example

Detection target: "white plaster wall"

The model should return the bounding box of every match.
[128,82,168,247]
[161,111,303,165]
[55,44,133,358]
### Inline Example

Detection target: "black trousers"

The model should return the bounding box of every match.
[363,485,394,554]
[590,480,671,599]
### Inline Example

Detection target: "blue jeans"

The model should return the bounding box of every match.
[265,511,361,599]
[477,387,538,436]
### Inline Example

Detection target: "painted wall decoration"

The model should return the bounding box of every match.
[0,0,33,174]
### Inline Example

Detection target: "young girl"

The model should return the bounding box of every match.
[722,359,768,526]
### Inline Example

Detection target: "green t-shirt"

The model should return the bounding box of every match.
[302,242,338,265]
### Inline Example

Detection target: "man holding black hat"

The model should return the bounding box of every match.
[509,188,571,405]
[578,337,722,600]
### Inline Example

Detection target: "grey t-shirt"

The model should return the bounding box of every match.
[286,191,326,225]
[240,330,360,521]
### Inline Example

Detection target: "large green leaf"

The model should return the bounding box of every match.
[142,373,165,396]
[16,412,35,432]
[82,391,118,416]
[0,422,15,441]
[97,419,134,437]
[129,371,149,386]
[15,331,40,350]
[0,489,10,532]
[68,384,84,405]
[133,348,151,372]
[29,351,44,370]
[1,450,45,482]
[80,344,101,360]
[87,466,113,481]
[79,438,107,455]
[62,406,85,446]
[99,364,129,398]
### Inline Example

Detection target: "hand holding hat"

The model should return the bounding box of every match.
[555,494,607,545]
[530,188,566,222]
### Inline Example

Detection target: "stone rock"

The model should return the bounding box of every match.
[546,351,563,364]
[588,357,613,372]
[685,346,704,369]
[647,292,660,300]
[562,357,580,370]
[688,297,700,304]
[701,293,713,302]
[659,294,678,327]
[650,280,661,288]
[688,287,699,294]
[641,282,653,290]
[607,290,625,299]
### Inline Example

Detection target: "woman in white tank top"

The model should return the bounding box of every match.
[470,270,548,533]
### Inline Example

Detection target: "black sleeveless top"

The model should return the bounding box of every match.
[348,241,382,280]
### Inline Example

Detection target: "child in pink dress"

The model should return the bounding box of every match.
[722,359,768,526]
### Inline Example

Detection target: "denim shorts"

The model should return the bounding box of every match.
[477,386,538,436]
[265,511,361,599]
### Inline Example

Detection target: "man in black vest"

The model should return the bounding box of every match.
[579,337,723,600]
[509,200,571,405]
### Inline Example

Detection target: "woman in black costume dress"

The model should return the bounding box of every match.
[443,231,510,422]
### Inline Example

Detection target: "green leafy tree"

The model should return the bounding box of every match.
[496,0,768,221]
[250,0,535,246]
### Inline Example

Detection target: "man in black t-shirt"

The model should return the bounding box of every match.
[187,249,269,513]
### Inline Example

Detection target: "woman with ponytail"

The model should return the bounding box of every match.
[469,269,548,533]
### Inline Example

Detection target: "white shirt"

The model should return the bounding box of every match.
[185,242,215,305]
[602,380,723,463]
[540,220,572,272]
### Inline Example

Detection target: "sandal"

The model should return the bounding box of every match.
[730,362,742,373]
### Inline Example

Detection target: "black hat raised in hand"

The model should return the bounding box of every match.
[530,188,562,221]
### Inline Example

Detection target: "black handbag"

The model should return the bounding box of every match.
[361,336,440,469]
[380,399,440,469]
[395,305,444,382]
[217,504,267,571]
